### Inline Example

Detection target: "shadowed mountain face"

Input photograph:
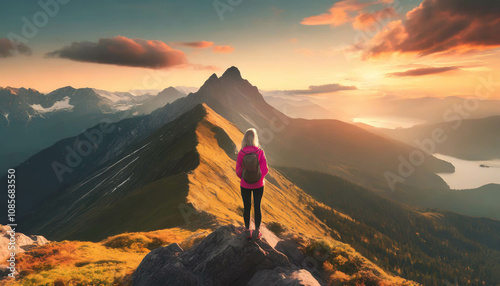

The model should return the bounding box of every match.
[131,87,186,115]
[373,115,500,160]
[0,86,185,172]
[19,105,206,240]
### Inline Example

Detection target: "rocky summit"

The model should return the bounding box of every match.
[132,225,324,286]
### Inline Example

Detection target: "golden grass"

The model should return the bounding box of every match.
[0,227,207,286]
[304,240,419,286]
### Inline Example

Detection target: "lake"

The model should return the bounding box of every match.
[433,153,500,190]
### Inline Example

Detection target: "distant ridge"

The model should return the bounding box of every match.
[376,115,500,160]
[0,85,186,171]
[5,67,455,224]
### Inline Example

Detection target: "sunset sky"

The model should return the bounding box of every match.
[1,0,499,100]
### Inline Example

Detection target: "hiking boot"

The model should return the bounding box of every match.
[253,229,262,240]
[245,229,252,239]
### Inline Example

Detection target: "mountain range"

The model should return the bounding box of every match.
[2,67,499,285]
[0,86,185,171]
[5,67,459,219]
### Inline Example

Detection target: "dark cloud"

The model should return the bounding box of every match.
[172,41,214,48]
[47,36,187,68]
[363,0,500,58]
[387,66,460,77]
[270,83,357,96]
[0,38,32,58]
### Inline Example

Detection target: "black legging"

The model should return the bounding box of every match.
[241,186,264,229]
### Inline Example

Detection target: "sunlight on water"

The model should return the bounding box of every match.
[433,153,500,190]
[352,116,426,129]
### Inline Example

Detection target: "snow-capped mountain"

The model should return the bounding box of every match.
[0,86,185,171]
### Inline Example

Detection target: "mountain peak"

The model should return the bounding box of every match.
[221,66,242,80]
[157,86,181,96]
[208,73,219,81]
[1,87,19,95]
[51,86,77,94]
[162,86,177,92]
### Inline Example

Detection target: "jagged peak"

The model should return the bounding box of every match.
[0,86,19,95]
[50,86,102,97]
[0,86,43,95]
[27,87,41,93]
[221,66,242,80]
[197,73,220,91]
[208,73,218,81]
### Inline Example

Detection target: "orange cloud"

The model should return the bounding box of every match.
[301,0,394,27]
[172,41,214,48]
[353,7,395,30]
[213,45,234,54]
[363,0,500,59]
[47,36,187,69]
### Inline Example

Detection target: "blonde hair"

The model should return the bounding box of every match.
[241,128,260,149]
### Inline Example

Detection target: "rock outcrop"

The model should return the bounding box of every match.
[0,225,49,258]
[133,225,324,286]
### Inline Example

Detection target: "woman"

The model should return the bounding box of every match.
[235,128,268,240]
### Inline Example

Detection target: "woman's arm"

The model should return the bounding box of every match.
[260,150,269,178]
[235,151,243,178]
